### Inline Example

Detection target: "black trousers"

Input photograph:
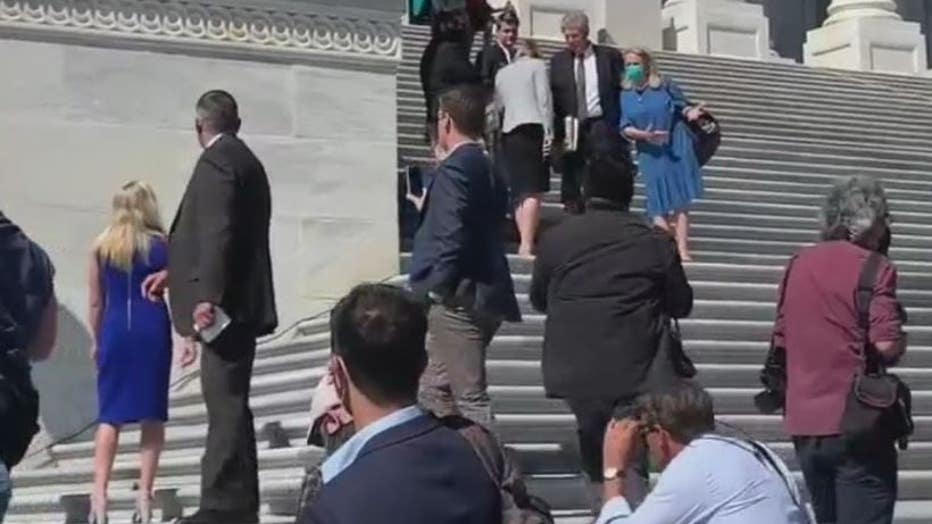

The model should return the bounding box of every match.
[565,397,649,508]
[794,435,897,524]
[199,324,259,514]
[559,118,629,207]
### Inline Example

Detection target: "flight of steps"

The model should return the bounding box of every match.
[395,24,932,522]
[5,23,932,524]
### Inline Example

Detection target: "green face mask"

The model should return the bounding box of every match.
[625,64,646,85]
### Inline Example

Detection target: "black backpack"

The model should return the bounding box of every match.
[0,350,40,468]
[0,211,54,469]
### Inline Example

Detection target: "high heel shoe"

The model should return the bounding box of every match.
[132,495,153,524]
[87,508,109,524]
[89,494,108,524]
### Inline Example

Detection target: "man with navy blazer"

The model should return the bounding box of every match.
[301,283,501,524]
[409,85,521,428]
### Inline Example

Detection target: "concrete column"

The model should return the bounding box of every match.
[662,0,778,60]
[805,0,928,73]
[513,0,662,49]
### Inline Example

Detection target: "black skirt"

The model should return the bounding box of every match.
[501,124,550,200]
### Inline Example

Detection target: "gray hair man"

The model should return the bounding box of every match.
[771,175,905,524]
[549,10,628,213]
[596,381,810,523]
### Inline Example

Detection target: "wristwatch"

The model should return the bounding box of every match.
[603,467,623,482]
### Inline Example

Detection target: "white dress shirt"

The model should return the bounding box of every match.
[596,435,811,524]
[320,405,425,483]
[577,45,602,119]
[204,133,224,149]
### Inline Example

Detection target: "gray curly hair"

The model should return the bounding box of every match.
[820,175,890,243]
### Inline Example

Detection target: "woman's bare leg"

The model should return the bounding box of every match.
[139,421,165,501]
[516,194,542,257]
[674,211,693,262]
[92,423,120,519]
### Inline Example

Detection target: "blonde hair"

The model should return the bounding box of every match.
[622,48,663,90]
[519,38,542,59]
[95,180,165,271]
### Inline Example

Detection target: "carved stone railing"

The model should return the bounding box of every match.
[0,0,402,69]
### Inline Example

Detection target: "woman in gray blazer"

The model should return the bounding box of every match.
[495,39,554,257]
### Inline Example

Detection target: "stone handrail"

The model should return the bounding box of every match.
[0,0,402,68]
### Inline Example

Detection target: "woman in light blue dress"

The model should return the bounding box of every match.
[620,48,705,261]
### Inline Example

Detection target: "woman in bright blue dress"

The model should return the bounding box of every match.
[620,48,705,261]
[87,181,172,524]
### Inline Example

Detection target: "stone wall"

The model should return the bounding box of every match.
[0,0,401,444]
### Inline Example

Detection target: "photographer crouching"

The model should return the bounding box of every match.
[595,381,809,523]
[0,210,58,522]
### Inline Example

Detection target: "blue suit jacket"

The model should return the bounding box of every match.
[303,415,502,524]
[408,143,521,322]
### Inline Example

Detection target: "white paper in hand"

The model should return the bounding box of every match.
[197,306,231,343]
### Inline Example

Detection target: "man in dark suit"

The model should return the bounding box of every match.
[408,85,520,428]
[529,153,693,512]
[152,90,277,524]
[301,283,501,524]
[550,10,627,213]
[475,6,518,88]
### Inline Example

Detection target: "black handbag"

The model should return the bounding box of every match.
[647,317,696,391]
[687,113,722,167]
[0,349,40,468]
[841,253,913,449]
[754,258,796,414]
[663,79,721,167]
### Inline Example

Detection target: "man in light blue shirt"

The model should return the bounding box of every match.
[596,382,810,524]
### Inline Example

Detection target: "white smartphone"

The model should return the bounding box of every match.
[197,306,231,344]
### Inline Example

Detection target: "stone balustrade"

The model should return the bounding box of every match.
[0,0,402,69]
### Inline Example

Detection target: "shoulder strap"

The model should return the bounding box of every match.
[857,252,883,333]
[441,415,504,489]
[776,256,797,312]
[701,435,803,510]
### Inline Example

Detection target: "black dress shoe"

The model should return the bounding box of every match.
[173,509,259,524]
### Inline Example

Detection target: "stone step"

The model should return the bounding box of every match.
[399,134,932,180]
[396,59,932,111]
[402,34,932,107]
[397,96,932,143]
[484,359,932,391]
[399,254,932,297]
[399,142,932,185]
[722,132,932,156]
[397,118,932,161]
[4,469,302,516]
[491,385,932,420]
[14,447,321,491]
[496,313,932,342]
[505,275,932,307]
[491,413,932,456]
[396,80,932,133]
[511,294,932,325]
[487,335,932,367]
